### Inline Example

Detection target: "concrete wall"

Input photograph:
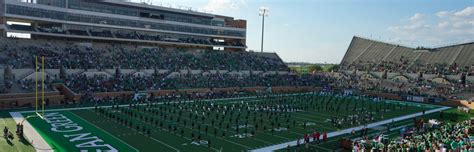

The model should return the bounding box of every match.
[133,71,150,77]
[228,71,242,76]
[372,72,383,78]
[467,76,474,83]
[445,75,460,81]
[13,69,33,79]
[405,73,418,79]
[82,71,111,78]
[23,72,49,80]
[45,69,60,77]
[0,69,4,80]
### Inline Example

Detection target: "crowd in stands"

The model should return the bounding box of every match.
[324,71,471,99]
[335,54,473,99]
[17,76,53,92]
[64,73,325,93]
[353,119,472,151]
[0,85,6,94]
[1,37,472,99]
[341,57,473,75]
[0,37,302,94]
[1,40,286,71]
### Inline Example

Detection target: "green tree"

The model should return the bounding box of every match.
[307,65,323,73]
[324,64,340,72]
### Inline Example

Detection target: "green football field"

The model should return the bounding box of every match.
[19,93,442,152]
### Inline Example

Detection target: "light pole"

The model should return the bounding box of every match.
[259,6,269,53]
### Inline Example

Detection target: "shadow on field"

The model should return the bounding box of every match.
[6,138,14,146]
[0,111,34,150]
[19,136,32,146]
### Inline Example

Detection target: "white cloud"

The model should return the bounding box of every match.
[201,0,246,13]
[388,6,474,46]
[436,11,449,18]
[438,21,449,28]
[454,6,474,17]
[409,13,424,21]
[452,20,472,28]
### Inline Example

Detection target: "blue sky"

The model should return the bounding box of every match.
[131,0,474,63]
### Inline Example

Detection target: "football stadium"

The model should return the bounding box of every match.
[0,0,473,152]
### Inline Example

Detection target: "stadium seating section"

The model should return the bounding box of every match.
[0,36,332,94]
[341,37,474,75]
[0,37,284,70]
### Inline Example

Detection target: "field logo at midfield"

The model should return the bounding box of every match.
[230,133,253,139]
[43,112,118,152]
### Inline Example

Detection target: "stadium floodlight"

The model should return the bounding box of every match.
[259,6,269,53]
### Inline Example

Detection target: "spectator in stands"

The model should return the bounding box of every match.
[354,119,473,151]
[63,73,325,93]
[2,39,287,71]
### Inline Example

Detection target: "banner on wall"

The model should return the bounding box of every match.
[406,96,425,102]
[133,92,149,101]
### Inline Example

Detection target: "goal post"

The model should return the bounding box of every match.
[35,56,45,119]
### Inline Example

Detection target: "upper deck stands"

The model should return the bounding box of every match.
[341,36,474,71]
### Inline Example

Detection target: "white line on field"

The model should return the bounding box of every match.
[69,111,140,152]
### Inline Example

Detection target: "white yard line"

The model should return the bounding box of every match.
[250,106,451,152]
[93,109,217,152]
[122,120,220,152]
[116,126,182,152]
[84,109,182,152]
[9,112,53,152]
[0,117,6,126]
[123,109,254,150]
[69,111,140,152]
[139,108,275,146]
[148,136,181,152]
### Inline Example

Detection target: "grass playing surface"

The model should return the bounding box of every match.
[21,93,440,152]
[0,111,35,152]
